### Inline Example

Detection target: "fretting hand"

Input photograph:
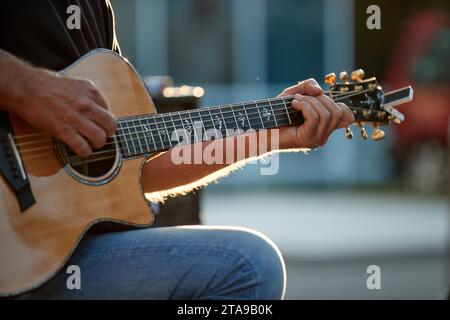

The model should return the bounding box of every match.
[278,78,354,149]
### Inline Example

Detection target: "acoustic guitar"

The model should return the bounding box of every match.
[0,49,413,296]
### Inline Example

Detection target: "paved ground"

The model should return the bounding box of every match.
[201,188,449,299]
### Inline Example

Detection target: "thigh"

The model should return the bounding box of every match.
[15,225,285,299]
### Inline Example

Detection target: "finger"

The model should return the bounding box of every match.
[59,129,92,158]
[336,103,355,128]
[81,79,108,109]
[291,98,319,138]
[91,88,109,110]
[316,95,344,137]
[296,94,331,143]
[83,103,117,137]
[75,118,107,149]
[282,78,323,97]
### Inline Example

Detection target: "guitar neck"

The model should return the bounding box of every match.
[114,85,412,159]
[116,96,301,159]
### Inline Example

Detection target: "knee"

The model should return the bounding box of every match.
[225,228,287,300]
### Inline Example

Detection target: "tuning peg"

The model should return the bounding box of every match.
[371,124,386,141]
[339,71,350,83]
[357,122,368,140]
[345,126,354,140]
[388,115,402,124]
[351,69,365,82]
[324,73,336,85]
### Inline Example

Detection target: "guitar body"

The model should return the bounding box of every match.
[0,50,155,296]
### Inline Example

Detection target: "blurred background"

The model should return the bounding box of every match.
[111,0,449,299]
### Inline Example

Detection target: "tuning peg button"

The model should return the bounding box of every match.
[357,122,368,140]
[371,124,386,141]
[324,73,336,85]
[351,69,365,82]
[339,71,350,83]
[345,127,354,140]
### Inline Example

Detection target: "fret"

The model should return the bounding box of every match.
[191,110,205,142]
[230,103,250,131]
[198,108,211,140]
[122,119,138,156]
[259,103,270,126]
[136,117,151,154]
[282,97,292,125]
[268,99,278,127]
[208,107,227,139]
[175,111,191,145]
[159,114,173,148]
[218,107,228,133]
[241,101,263,130]
[117,121,131,157]
[223,104,238,133]
[282,97,303,125]
[230,104,240,131]
[242,103,252,130]
[140,116,158,152]
[145,115,165,150]
[260,101,278,128]
[168,112,181,145]
[127,119,142,155]
[206,108,215,132]
[192,109,209,141]
[206,107,222,141]
[132,118,145,155]
[186,111,199,143]
[179,111,196,144]
[255,101,266,129]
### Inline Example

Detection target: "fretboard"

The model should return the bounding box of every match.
[116,96,302,159]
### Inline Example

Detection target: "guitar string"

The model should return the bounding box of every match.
[18,101,299,152]
[18,100,378,161]
[79,89,370,133]
[11,88,366,144]
[18,98,375,159]
[19,106,300,160]
[22,104,380,164]
[12,88,367,147]
[13,89,366,144]
[24,117,295,165]
[13,98,295,147]
[11,95,303,145]
[13,88,373,149]
[15,87,380,166]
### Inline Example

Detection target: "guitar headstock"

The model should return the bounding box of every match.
[324,69,408,141]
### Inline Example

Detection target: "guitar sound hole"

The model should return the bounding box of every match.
[55,136,121,184]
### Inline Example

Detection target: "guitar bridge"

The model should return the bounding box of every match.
[0,112,35,212]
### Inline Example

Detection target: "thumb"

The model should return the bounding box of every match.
[281,78,323,97]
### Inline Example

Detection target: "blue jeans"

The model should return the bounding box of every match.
[17,226,286,299]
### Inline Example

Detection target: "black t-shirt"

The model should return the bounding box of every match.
[0,0,120,71]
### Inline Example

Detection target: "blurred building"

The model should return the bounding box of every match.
[112,0,395,188]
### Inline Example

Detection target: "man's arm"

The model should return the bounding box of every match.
[0,50,116,157]
[0,50,353,200]
[142,79,354,200]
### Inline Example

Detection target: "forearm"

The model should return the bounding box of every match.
[0,50,40,112]
[141,129,302,201]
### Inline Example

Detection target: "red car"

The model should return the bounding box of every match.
[384,10,450,193]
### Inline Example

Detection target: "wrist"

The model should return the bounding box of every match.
[0,51,56,115]
[278,127,297,150]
